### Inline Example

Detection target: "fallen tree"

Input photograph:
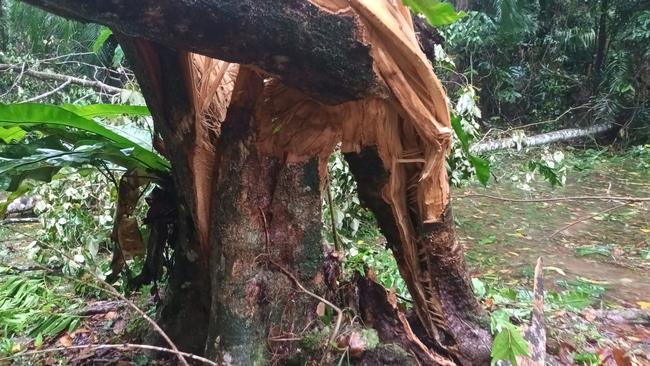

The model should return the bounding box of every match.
[20,1,492,364]
[471,123,616,153]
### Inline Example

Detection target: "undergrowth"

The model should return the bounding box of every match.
[0,270,82,354]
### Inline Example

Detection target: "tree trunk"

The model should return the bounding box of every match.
[592,0,609,91]
[118,41,329,364]
[21,1,493,364]
[203,68,326,364]
[0,0,6,50]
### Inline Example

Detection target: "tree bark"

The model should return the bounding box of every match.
[116,38,213,355]
[204,68,326,364]
[119,40,331,363]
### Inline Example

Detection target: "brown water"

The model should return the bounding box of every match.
[454,150,650,305]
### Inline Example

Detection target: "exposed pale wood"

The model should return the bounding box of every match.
[519,257,546,366]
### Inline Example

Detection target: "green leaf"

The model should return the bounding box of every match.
[451,114,491,185]
[0,103,168,192]
[491,323,529,365]
[34,333,43,348]
[471,278,486,297]
[469,155,490,185]
[575,245,611,257]
[112,45,125,68]
[403,0,466,26]
[0,103,169,173]
[528,161,562,187]
[92,27,113,53]
[61,104,150,119]
[478,234,497,245]
[451,114,470,149]
[489,310,511,334]
[573,352,599,364]
[0,126,27,143]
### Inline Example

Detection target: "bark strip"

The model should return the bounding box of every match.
[118,38,212,355]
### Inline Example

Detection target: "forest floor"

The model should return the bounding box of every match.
[0,146,648,365]
[455,146,650,365]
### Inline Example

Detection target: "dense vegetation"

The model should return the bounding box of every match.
[444,0,649,139]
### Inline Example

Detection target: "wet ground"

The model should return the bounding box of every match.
[455,148,650,307]
[453,148,650,365]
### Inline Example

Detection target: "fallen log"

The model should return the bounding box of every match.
[471,123,615,154]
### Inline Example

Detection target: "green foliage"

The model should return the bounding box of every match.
[0,103,169,199]
[490,322,529,365]
[573,352,599,365]
[33,170,117,273]
[91,27,125,68]
[441,0,649,140]
[323,153,409,300]
[501,147,567,190]
[323,153,378,245]
[403,0,465,26]
[4,0,100,56]
[527,161,561,187]
[0,272,81,344]
[345,240,409,300]
[92,27,113,54]
[451,113,490,185]
[1,1,133,107]
[473,274,604,365]
[431,44,492,186]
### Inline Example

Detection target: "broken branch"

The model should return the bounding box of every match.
[0,63,125,95]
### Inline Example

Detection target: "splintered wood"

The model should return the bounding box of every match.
[185,56,239,250]
[185,0,454,354]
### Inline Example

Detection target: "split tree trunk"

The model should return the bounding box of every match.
[21,1,492,364]
[346,148,491,365]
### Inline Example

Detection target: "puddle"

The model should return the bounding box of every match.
[454,150,650,305]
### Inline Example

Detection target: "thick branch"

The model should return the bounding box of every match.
[20,0,378,103]
[0,63,125,94]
